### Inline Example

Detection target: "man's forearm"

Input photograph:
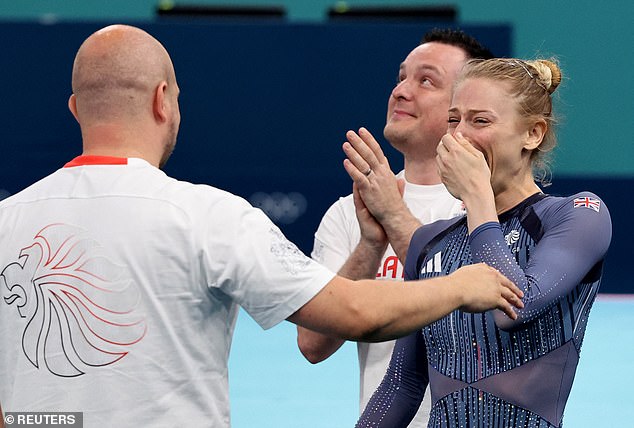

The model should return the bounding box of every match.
[290,263,523,342]
[292,274,465,343]
[379,208,421,265]
[339,238,386,280]
[297,240,385,362]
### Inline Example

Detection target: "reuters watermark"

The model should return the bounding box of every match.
[4,413,82,427]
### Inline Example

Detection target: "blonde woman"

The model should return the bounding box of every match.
[346,58,612,428]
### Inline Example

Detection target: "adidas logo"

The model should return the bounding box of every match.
[420,251,442,274]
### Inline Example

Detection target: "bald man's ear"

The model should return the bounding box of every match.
[68,94,79,123]
[153,82,169,123]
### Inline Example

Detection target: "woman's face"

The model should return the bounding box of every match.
[448,77,538,190]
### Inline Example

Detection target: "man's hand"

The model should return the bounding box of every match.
[342,127,404,222]
[353,182,388,254]
[342,127,420,263]
[448,263,524,319]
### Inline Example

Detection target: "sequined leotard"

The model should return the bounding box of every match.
[356,192,612,428]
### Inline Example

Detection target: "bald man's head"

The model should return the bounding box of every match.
[71,25,177,124]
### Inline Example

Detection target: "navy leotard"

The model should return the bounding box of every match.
[356,192,612,428]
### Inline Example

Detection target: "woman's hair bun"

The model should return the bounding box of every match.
[534,59,562,94]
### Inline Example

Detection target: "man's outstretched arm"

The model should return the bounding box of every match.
[289,263,524,343]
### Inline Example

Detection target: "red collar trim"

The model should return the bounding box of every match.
[64,155,128,168]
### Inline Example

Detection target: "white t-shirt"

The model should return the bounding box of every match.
[312,171,463,427]
[0,156,335,428]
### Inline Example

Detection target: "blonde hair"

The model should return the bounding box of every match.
[457,58,562,184]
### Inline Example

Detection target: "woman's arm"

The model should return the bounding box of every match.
[469,193,612,330]
[356,330,428,427]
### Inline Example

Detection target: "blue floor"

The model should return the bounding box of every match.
[229,294,634,427]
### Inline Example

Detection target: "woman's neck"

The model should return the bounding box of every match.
[493,179,542,215]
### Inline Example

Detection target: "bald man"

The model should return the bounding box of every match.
[0,25,522,427]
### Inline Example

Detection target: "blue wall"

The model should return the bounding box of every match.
[1,0,632,176]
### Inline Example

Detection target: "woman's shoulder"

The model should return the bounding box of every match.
[537,191,611,233]
[540,191,607,213]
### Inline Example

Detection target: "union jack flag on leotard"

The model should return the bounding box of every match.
[573,196,601,212]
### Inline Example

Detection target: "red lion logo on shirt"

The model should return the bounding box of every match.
[2,223,147,377]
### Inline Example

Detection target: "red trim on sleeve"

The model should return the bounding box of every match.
[64,155,128,168]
